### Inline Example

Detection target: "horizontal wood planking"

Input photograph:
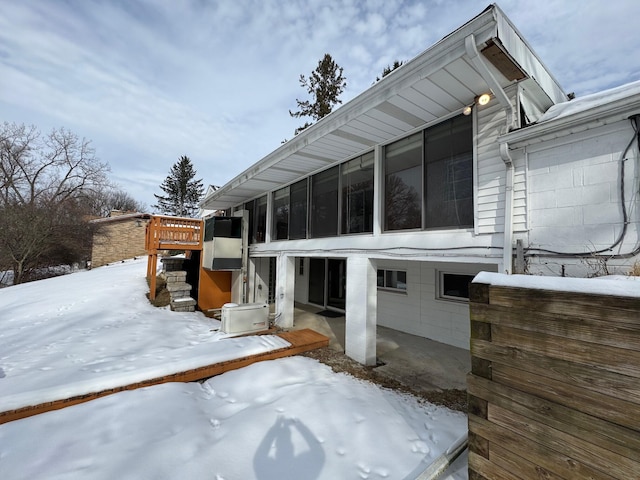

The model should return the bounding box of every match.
[485,285,640,324]
[489,403,640,479]
[490,324,640,378]
[468,373,640,457]
[0,329,328,425]
[469,414,619,480]
[468,282,640,480]
[471,301,640,343]
[471,339,640,406]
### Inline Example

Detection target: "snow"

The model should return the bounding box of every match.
[538,79,640,123]
[0,258,468,479]
[0,258,290,411]
[474,271,640,298]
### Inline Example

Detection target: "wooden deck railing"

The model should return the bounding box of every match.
[145,215,204,300]
[144,215,203,251]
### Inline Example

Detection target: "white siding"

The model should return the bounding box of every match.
[475,98,507,234]
[376,260,497,349]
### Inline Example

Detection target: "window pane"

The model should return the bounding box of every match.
[377,269,384,287]
[244,200,255,244]
[255,195,267,243]
[310,166,339,238]
[425,115,473,228]
[272,187,289,240]
[289,179,308,239]
[441,273,473,299]
[341,152,374,234]
[384,133,422,231]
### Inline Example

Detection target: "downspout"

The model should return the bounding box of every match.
[465,33,516,273]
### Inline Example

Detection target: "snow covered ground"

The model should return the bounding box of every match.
[0,258,468,479]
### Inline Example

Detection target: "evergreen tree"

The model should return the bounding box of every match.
[289,53,346,135]
[153,156,204,217]
[374,60,404,83]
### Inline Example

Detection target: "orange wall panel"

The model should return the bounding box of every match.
[198,268,232,311]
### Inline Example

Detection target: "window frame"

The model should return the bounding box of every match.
[376,269,407,293]
[383,113,474,233]
[437,271,475,302]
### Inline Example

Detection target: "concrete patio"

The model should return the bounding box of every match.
[289,304,471,393]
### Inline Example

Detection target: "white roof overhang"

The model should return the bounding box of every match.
[202,4,566,211]
[501,80,640,147]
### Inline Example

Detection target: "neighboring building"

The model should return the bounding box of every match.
[200,5,639,364]
[91,211,151,268]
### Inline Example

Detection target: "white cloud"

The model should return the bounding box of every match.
[1,0,639,208]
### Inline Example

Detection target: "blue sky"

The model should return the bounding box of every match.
[2,0,639,210]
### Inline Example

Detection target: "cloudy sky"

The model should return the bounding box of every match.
[2,0,640,210]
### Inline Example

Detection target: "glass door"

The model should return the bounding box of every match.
[327,259,346,310]
[308,258,326,306]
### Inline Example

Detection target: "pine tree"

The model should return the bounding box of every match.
[153,156,204,217]
[374,60,404,83]
[289,53,346,135]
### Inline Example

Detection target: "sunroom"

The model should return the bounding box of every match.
[200,4,566,363]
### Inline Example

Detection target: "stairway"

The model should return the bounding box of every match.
[160,257,197,312]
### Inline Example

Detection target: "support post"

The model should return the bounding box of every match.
[275,254,295,329]
[345,256,377,366]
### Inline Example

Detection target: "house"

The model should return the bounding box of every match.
[199,4,639,364]
[91,211,151,268]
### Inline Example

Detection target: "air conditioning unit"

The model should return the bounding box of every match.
[221,303,269,335]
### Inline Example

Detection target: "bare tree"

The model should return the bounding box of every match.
[85,185,146,217]
[0,122,110,284]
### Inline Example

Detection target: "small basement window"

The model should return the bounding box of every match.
[377,269,407,292]
[438,272,474,301]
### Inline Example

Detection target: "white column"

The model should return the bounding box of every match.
[275,254,295,328]
[345,256,377,366]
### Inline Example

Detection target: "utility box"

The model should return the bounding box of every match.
[221,303,269,335]
[202,216,242,271]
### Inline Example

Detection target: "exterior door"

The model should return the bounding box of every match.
[327,259,346,310]
[308,258,325,306]
[308,258,346,311]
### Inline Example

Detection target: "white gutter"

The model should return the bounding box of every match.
[465,33,515,273]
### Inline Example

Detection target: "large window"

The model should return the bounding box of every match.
[289,179,307,239]
[384,114,473,231]
[255,195,267,243]
[425,114,473,228]
[310,166,339,238]
[384,133,423,230]
[271,179,307,241]
[242,197,267,244]
[341,152,374,234]
[272,186,289,240]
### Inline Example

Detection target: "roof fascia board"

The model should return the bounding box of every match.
[492,4,566,104]
[500,93,640,146]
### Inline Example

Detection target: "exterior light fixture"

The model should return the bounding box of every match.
[477,93,491,106]
[462,105,473,116]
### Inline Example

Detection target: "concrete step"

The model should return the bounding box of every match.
[166,282,191,293]
[170,297,197,312]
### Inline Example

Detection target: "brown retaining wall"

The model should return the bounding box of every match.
[468,279,640,479]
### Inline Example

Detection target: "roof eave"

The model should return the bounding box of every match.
[500,93,640,146]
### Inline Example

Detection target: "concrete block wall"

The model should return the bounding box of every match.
[526,123,636,254]
[91,219,149,268]
[376,259,497,349]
